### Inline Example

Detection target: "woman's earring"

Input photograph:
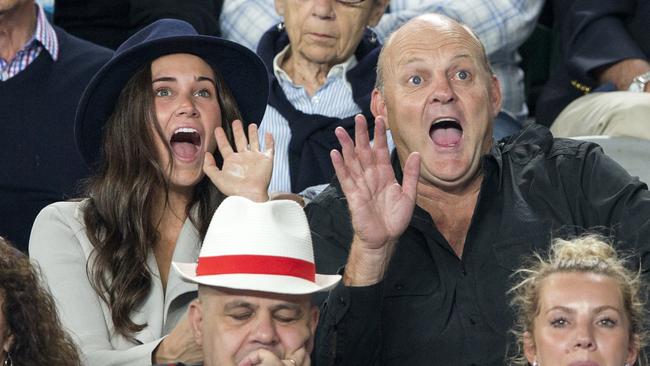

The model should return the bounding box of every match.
[3,352,12,366]
[276,22,285,32]
[366,26,377,44]
[532,361,538,366]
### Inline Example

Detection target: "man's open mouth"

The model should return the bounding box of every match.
[430,118,463,147]
[170,127,201,160]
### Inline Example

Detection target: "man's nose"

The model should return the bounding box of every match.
[311,0,336,20]
[428,76,455,104]
[175,94,199,118]
[251,314,280,345]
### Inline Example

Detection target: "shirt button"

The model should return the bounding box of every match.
[394,283,403,291]
[470,318,477,326]
[312,96,320,104]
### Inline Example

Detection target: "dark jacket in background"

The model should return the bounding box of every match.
[54,0,223,49]
[0,27,111,252]
[307,124,650,365]
[535,0,650,126]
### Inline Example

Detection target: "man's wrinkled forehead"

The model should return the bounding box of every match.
[381,14,486,76]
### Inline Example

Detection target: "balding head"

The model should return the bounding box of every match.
[375,14,492,93]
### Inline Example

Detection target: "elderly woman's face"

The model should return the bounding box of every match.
[524,272,638,366]
[150,53,222,192]
[275,0,386,66]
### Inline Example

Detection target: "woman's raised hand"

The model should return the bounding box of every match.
[204,120,274,202]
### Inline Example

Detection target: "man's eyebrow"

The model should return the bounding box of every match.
[270,303,303,313]
[398,56,427,67]
[223,301,256,311]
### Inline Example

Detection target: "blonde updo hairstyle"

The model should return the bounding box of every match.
[509,235,648,366]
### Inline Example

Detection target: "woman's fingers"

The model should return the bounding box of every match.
[232,119,249,152]
[248,123,261,151]
[215,126,234,158]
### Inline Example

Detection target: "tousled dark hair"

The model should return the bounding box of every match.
[0,238,81,365]
[82,59,243,339]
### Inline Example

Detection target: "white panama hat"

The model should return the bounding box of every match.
[173,196,341,295]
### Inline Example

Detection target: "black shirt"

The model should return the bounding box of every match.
[306,124,650,365]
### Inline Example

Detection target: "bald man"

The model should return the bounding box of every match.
[307,14,650,365]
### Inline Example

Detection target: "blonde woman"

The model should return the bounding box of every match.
[510,235,647,366]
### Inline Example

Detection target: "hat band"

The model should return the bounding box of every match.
[196,255,316,282]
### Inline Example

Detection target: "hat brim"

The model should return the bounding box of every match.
[75,35,269,168]
[173,262,341,295]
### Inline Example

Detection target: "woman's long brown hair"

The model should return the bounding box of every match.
[82,61,243,339]
[0,238,82,365]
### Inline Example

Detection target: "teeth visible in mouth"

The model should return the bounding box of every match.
[170,127,201,146]
[174,127,198,135]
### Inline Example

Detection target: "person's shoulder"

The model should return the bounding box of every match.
[53,25,113,62]
[499,124,597,161]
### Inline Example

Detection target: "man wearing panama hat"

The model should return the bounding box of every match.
[161,196,340,366]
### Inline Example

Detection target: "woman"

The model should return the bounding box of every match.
[29,19,273,365]
[256,0,389,197]
[0,237,81,365]
[509,235,647,366]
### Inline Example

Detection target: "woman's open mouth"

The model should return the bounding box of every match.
[170,127,202,161]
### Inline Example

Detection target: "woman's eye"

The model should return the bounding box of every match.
[597,318,617,328]
[455,70,470,80]
[155,88,172,97]
[408,75,423,86]
[195,89,212,98]
[550,317,568,328]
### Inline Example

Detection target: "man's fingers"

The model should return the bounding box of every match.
[331,149,358,195]
[401,152,421,201]
[285,347,309,366]
[335,126,364,178]
[354,115,374,168]
[373,116,391,165]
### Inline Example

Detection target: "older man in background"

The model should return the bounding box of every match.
[0,0,111,251]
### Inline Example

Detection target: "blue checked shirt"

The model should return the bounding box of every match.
[220,0,544,120]
[0,4,58,81]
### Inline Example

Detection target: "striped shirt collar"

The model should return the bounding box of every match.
[272,45,357,86]
[32,3,59,61]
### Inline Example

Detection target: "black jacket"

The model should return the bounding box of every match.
[307,124,650,365]
[536,0,650,126]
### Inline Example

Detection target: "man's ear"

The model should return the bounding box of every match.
[523,331,536,365]
[274,0,285,17]
[188,299,204,346]
[371,88,390,129]
[489,75,502,119]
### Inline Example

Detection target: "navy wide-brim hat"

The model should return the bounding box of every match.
[75,18,270,168]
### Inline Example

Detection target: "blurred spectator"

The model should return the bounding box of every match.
[54,0,223,49]
[0,0,111,251]
[0,236,81,365]
[536,0,650,139]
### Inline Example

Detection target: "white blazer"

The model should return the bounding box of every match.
[29,201,200,366]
